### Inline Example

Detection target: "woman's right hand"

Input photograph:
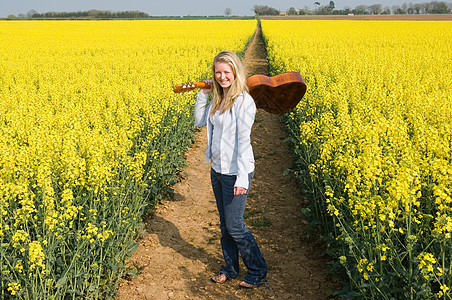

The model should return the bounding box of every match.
[199,79,213,93]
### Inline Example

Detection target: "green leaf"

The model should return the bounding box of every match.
[56,276,68,287]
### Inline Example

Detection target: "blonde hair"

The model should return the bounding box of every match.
[210,50,248,116]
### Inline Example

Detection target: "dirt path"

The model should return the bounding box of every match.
[117,24,337,300]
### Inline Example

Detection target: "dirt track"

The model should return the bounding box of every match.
[117,24,337,300]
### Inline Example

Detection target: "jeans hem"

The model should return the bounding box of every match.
[243,273,268,286]
[220,267,238,279]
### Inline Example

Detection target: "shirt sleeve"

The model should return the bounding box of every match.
[194,92,210,127]
[234,93,256,189]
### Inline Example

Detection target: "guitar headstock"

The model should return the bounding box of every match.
[173,82,198,93]
[173,81,211,93]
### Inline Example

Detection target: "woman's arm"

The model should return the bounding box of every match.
[234,93,256,191]
[194,92,210,127]
[194,80,212,127]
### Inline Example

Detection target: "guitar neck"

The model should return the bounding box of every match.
[173,81,211,93]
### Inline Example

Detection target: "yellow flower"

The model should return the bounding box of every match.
[363,272,369,281]
[357,258,368,273]
[28,241,45,271]
[7,282,21,296]
[438,285,450,298]
[15,260,24,273]
[440,284,449,293]
[12,230,29,248]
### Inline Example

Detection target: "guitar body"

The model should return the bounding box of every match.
[173,72,307,114]
[246,72,307,114]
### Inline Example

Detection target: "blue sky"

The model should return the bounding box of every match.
[0,0,429,17]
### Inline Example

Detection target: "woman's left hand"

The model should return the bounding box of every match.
[199,79,213,93]
[234,187,247,196]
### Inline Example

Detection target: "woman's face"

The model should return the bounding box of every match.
[214,62,235,91]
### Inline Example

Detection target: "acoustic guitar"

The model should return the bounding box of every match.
[173,72,306,114]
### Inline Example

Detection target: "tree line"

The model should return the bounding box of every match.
[8,10,150,19]
[254,1,451,16]
[5,1,451,19]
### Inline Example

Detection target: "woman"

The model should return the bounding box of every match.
[194,50,268,288]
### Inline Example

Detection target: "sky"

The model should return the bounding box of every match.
[0,0,432,18]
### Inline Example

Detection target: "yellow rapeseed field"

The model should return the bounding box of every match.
[262,20,452,298]
[0,20,256,298]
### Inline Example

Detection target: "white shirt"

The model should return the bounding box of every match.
[195,91,256,189]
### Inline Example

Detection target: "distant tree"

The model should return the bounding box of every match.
[224,8,232,16]
[414,3,423,14]
[288,7,298,15]
[7,14,17,19]
[253,5,279,15]
[344,6,353,15]
[368,4,382,14]
[18,13,25,18]
[382,6,391,14]
[407,3,416,14]
[27,9,38,18]
[314,2,320,11]
[392,5,405,14]
[328,1,335,11]
[354,5,369,14]
[88,9,101,18]
[427,1,450,13]
[401,3,408,13]
[301,5,312,15]
[313,4,332,14]
[333,6,351,15]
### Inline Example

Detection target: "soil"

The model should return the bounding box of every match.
[262,14,452,21]
[116,24,338,300]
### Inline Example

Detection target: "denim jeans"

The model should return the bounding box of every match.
[210,168,267,285]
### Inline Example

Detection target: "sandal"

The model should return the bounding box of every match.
[238,276,271,289]
[238,281,257,288]
[211,272,228,284]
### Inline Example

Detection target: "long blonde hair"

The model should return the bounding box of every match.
[210,50,248,116]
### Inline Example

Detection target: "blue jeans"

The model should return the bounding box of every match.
[210,168,267,285]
